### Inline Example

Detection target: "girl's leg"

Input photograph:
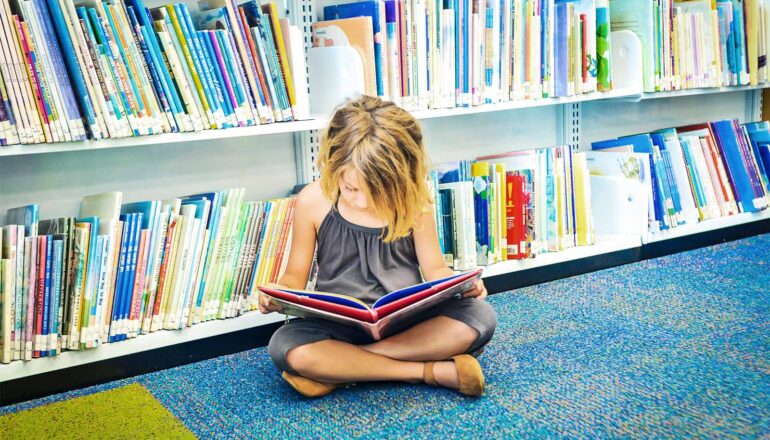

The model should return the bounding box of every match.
[285,339,423,384]
[361,316,479,361]
[285,338,463,390]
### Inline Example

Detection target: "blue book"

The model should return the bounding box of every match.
[126,1,185,127]
[652,133,683,225]
[6,205,39,236]
[554,2,569,97]
[32,0,85,140]
[182,192,223,305]
[110,214,131,342]
[711,120,762,212]
[324,1,387,97]
[199,31,235,123]
[50,238,64,356]
[175,3,220,125]
[471,163,490,264]
[741,122,770,194]
[679,138,708,213]
[100,6,147,124]
[122,213,143,341]
[43,0,98,139]
[84,7,137,134]
[122,201,161,322]
[125,5,177,131]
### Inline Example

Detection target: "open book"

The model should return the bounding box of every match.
[258,269,483,340]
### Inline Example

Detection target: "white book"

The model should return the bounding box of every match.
[19,1,70,142]
[0,1,40,143]
[438,181,477,270]
[1,259,12,364]
[143,206,169,333]
[163,204,196,329]
[1,226,17,363]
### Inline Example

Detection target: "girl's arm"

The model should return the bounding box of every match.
[258,185,322,313]
[413,210,455,281]
[413,210,488,299]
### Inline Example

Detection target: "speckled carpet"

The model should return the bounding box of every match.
[2,233,769,438]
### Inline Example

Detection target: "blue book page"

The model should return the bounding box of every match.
[372,271,468,308]
[275,288,371,310]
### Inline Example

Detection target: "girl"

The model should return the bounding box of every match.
[260,96,497,397]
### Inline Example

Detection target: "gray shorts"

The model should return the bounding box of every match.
[267,297,497,374]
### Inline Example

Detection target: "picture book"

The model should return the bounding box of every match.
[258,268,483,340]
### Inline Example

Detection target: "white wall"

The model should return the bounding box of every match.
[0,133,297,224]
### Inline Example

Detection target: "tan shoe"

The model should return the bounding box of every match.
[281,371,341,398]
[423,355,485,397]
[451,354,485,397]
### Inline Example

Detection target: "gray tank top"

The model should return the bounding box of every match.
[314,204,423,305]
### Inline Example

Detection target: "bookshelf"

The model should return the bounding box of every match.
[2,0,770,405]
[2,85,765,159]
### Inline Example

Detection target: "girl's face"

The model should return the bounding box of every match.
[338,168,372,211]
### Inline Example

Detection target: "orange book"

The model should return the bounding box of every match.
[312,16,377,96]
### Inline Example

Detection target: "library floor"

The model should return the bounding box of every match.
[2,233,769,439]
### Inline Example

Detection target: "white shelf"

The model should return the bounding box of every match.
[605,84,767,103]
[2,84,765,158]
[0,118,327,157]
[646,210,770,244]
[0,311,286,381]
[481,234,643,278]
[411,88,641,119]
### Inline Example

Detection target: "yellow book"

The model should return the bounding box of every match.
[554,155,566,251]
[572,152,595,246]
[262,3,297,117]
[746,0,760,85]
[495,163,507,261]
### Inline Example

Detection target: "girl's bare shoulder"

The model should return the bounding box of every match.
[296,181,332,227]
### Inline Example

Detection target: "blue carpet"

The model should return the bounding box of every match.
[3,234,769,438]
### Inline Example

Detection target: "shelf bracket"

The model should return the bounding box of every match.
[559,102,582,152]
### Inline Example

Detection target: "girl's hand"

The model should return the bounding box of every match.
[462,278,488,300]
[258,284,285,314]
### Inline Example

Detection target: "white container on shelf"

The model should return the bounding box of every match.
[307,46,366,115]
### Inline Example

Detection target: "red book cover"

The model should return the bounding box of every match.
[129,231,149,333]
[152,218,178,320]
[505,173,520,260]
[514,174,527,259]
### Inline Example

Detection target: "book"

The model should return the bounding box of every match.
[258,268,482,339]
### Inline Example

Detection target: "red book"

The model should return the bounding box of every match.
[258,269,482,340]
[152,218,178,322]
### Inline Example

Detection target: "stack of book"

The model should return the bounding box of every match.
[610,0,770,92]
[429,145,595,270]
[589,119,770,234]
[0,190,294,363]
[314,0,613,111]
[0,0,307,147]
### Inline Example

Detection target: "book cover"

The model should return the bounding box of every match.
[258,269,482,340]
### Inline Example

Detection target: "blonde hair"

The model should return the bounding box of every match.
[317,96,431,242]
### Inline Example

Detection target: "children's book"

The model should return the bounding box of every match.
[258,268,483,340]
